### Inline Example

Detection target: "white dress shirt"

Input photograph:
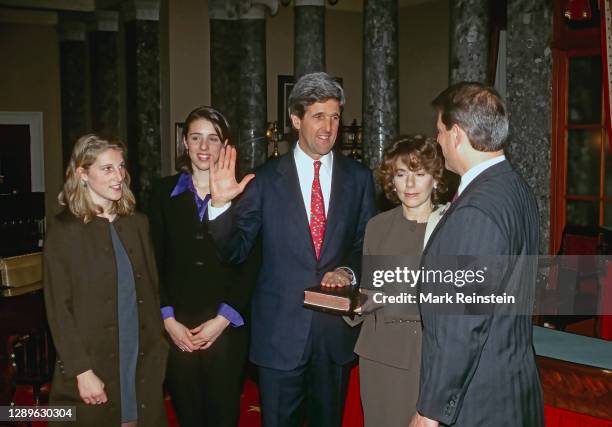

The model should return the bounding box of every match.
[294,142,333,222]
[457,155,506,196]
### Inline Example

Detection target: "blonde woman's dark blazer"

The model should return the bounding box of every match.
[43,210,168,427]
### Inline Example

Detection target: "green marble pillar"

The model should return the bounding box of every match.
[59,21,89,169]
[89,11,120,136]
[123,0,161,209]
[362,0,398,170]
[507,0,553,252]
[238,9,268,172]
[210,1,276,174]
[294,0,325,79]
[210,1,241,140]
[449,0,490,84]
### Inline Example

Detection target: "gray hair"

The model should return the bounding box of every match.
[288,72,345,119]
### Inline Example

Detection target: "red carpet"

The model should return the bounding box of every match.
[11,379,263,427]
[17,368,612,427]
[10,369,357,427]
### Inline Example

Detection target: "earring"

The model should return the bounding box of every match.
[82,180,88,188]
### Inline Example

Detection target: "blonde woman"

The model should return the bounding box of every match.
[44,134,168,427]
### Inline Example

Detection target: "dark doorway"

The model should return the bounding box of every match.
[0,124,31,194]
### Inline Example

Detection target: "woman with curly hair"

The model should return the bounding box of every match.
[348,134,449,427]
[44,134,168,427]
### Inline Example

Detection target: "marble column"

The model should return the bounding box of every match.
[58,21,89,169]
[123,0,161,209]
[362,0,398,170]
[294,0,325,79]
[506,0,553,253]
[449,0,489,84]
[89,11,120,136]
[237,5,269,172]
[210,0,241,140]
[210,0,276,174]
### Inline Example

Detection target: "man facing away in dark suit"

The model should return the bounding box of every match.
[206,72,377,427]
[409,83,544,427]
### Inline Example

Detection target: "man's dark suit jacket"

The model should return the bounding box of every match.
[209,151,377,370]
[417,160,544,426]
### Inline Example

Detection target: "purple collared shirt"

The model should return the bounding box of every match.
[170,172,211,222]
[160,173,244,327]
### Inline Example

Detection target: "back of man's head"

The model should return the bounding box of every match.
[288,72,345,119]
[432,82,508,152]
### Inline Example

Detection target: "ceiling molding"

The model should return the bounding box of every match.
[0,0,94,12]
[0,0,438,15]
[0,7,57,24]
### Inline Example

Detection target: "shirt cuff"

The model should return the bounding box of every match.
[218,303,244,327]
[335,266,357,286]
[161,306,175,320]
[207,200,231,220]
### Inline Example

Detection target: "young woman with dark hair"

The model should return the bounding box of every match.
[148,106,254,427]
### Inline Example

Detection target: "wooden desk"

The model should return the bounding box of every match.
[534,326,612,421]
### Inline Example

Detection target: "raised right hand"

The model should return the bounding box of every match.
[164,317,198,352]
[76,369,108,405]
[209,145,254,207]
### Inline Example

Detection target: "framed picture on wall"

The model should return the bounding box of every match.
[175,122,185,168]
[277,75,295,139]
[277,75,344,140]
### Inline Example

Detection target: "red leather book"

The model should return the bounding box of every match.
[303,285,366,314]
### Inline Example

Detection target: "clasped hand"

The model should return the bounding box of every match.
[164,316,230,352]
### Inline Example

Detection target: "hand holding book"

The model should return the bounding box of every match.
[320,268,353,288]
[354,288,385,315]
[304,267,364,315]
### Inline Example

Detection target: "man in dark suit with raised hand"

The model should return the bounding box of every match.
[207,72,377,427]
[410,82,544,427]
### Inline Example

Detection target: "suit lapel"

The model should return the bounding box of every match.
[319,154,351,262]
[423,160,512,255]
[422,196,460,255]
[165,173,203,229]
[171,185,204,230]
[182,193,201,226]
[273,154,317,259]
